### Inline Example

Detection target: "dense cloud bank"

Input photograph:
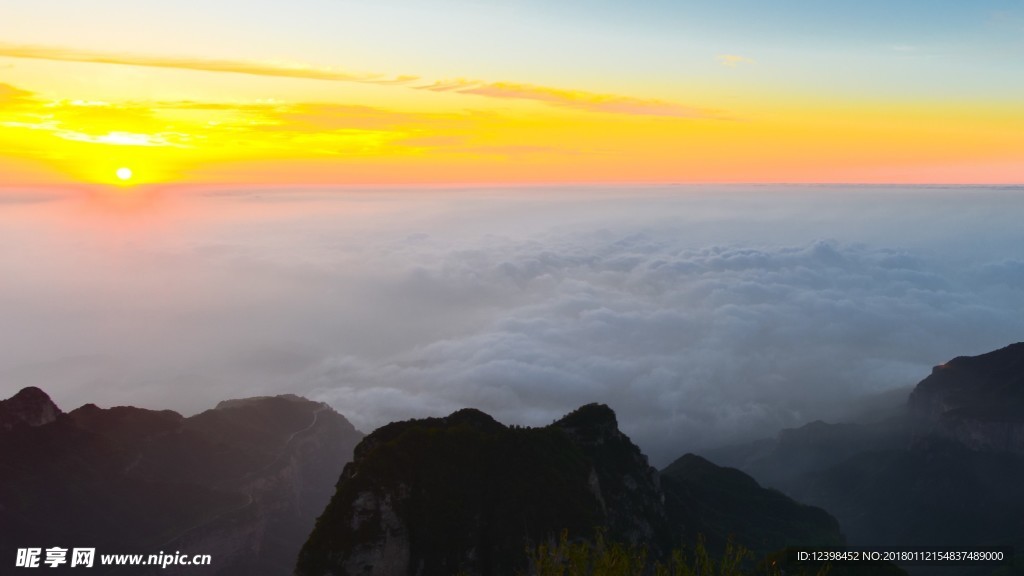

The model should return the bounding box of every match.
[2,186,1022,463]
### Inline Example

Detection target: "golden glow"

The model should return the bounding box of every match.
[0,43,1022,186]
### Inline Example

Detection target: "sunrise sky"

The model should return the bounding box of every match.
[2,0,1023,186]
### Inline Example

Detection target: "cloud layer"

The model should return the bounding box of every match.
[1,186,1022,464]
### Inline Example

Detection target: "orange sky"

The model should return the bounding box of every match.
[2,1,1023,186]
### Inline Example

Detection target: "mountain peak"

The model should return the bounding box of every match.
[660,453,844,555]
[909,342,1024,452]
[297,402,672,576]
[939,341,1024,375]
[0,389,363,576]
[663,453,761,492]
[555,402,618,434]
[297,403,845,576]
[446,407,502,429]
[11,386,51,403]
[0,386,62,430]
[910,342,1024,420]
[214,393,317,410]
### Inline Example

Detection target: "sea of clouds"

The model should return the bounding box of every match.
[2,185,1022,464]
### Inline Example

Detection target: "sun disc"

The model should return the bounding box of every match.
[116,167,133,181]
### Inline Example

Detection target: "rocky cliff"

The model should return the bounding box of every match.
[908,342,1024,453]
[698,342,1024,572]
[0,386,62,429]
[296,404,843,576]
[0,388,362,575]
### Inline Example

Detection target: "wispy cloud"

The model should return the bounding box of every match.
[451,81,712,118]
[0,43,417,85]
[56,130,188,147]
[394,136,574,158]
[252,103,459,133]
[1,90,187,148]
[2,118,188,148]
[0,83,496,160]
[0,43,713,118]
[415,79,480,92]
[414,78,711,117]
[716,54,756,68]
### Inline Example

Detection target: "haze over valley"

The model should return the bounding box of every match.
[3,185,1022,464]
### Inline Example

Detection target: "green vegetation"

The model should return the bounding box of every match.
[521,532,911,576]
[525,531,651,576]
[523,531,759,576]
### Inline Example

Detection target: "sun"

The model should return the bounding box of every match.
[116,167,133,181]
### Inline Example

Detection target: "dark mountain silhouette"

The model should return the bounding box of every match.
[909,342,1024,452]
[703,418,909,495]
[661,453,842,556]
[0,388,362,575]
[295,403,843,576]
[0,386,61,429]
[702,342,1024,574]
[11,342,1021,576]
[798,438,1024,548]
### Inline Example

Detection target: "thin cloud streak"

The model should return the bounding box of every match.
[0,42,417,85]
[717,54,756,68]
[455,81,713,118]
[0,84,478,155]
[0,43,713,118]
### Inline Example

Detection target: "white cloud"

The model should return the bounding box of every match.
[302,232,1023,464]
[2,186,1023,465]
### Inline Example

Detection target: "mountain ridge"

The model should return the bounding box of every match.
[699,342,1024,573]
[0,386,62,430]
[0,387,363,575]
[296,402,843,576]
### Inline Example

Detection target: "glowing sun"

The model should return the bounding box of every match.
[116,167,133,181]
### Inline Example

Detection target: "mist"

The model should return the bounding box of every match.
[2,184,1022,465]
